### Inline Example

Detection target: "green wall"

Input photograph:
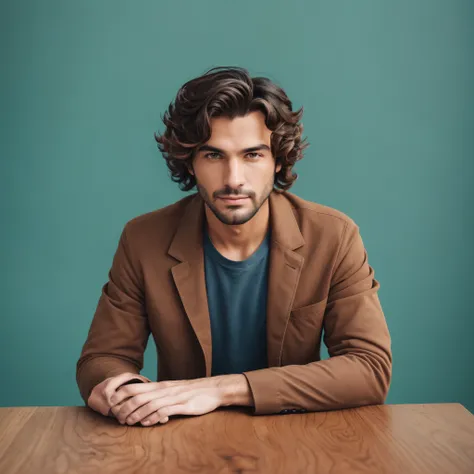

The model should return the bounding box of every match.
[1,1,473,412]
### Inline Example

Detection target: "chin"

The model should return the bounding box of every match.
[229,211,258,226]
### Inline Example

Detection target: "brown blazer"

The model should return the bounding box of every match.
[76,191,392,415]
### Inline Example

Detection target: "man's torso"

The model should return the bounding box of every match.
[121,190,355,381]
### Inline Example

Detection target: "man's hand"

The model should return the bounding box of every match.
[108,374,253,426]
[87,372,151,418]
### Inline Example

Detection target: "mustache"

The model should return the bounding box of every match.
[213,188,255,199]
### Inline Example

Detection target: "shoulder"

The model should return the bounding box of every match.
[121,193,196,244]
[280,191,358,233]
[278,191,365,268]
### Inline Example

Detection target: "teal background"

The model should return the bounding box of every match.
[1,1,473,412]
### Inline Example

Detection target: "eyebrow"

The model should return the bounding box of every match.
[197,143,271,154]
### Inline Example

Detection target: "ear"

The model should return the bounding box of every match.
[275,160,282,173]
[187,160,195,176]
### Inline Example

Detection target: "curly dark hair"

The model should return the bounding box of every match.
[154,66,309,192]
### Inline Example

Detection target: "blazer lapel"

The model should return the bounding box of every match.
[167,191,305,375]
[266,192,305,367]
[168,194,213,377]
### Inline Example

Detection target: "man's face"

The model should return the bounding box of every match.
[191,111,281,226]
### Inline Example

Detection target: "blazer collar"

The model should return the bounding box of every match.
[168,191,304,261]
[168,193,205,263]
[268,190,305,251]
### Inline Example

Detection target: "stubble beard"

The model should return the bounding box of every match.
[196,178,274,226]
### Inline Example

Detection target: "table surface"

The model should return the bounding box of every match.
[0,403,473,474]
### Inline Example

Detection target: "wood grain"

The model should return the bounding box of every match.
[0,404,473,474]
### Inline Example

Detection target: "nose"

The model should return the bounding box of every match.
[224,157,245,189]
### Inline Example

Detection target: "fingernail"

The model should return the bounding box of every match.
[142,421,150,425]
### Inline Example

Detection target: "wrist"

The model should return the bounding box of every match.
[215,374,254,407]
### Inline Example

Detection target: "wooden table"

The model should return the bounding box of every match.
[0,403,473,473]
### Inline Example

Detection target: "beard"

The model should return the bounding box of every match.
[196,177,274,226]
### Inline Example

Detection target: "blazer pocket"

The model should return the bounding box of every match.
[281,297,328,366]
[290,297,328,320]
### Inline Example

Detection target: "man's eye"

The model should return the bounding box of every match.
[204,153,221,160]
[246,152,262,159]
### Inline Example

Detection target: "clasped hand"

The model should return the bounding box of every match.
[106,375,223,426]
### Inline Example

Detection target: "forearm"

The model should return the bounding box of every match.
[243,352,392,415]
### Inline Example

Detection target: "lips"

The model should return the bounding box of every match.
[218,196,249,204]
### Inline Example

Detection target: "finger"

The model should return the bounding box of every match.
[140,404,187,426]
[107,403,128,418]
[108,399,128,418]
[110,382,180,406]
[114,390,178,424]
[103,373,145,405]
[124,394,189,425]
[110,382,162,407]
[113,392,155,424]
[141,398,199,426]
[141,414,169,426]
[111,379,186,407]
[112,379,203,406]
[123,398,163,425]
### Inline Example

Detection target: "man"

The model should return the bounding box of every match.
[76,66,392,427]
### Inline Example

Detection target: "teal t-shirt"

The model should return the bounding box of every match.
[203,226,270,376]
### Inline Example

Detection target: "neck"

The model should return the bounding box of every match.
[205,199,270,261]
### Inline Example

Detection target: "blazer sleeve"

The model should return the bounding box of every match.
[243,219,392,415]
[76,223,151,405]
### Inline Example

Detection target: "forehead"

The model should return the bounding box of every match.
[206,111,272,149]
